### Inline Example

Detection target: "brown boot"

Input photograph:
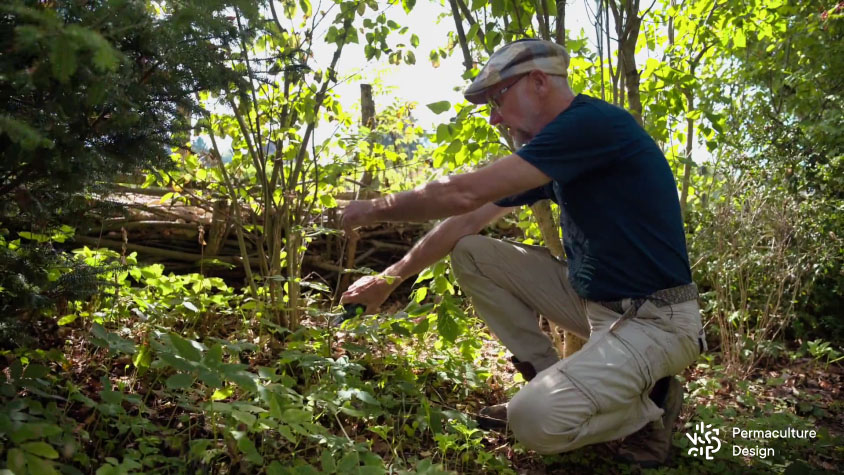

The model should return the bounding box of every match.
[616,376,684,468]
[511,356,538,381]
[476,357,537,430]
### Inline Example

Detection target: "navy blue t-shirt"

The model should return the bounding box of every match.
[495,94,692,301]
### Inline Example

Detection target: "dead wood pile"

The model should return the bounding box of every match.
[72,185,428,284]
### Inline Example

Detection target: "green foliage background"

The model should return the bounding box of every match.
[0,0,842,473]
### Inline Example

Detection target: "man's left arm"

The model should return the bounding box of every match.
[342,154,550,230]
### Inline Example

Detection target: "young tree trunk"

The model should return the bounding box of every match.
[609,0,643,125]
[447,2,585,357]
[555,0,566,44]
[448,0,474,71]
[532,3,585,358]
[340,84,377,295]
[530,201,573,357]
[679,90,695,221]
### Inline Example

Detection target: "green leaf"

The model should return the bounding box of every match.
[733,28,746,48]
[90,323,136,355]
[466,23,480,43]
[412,316,430,335]
[169,333,202,362]
[293,465,319,475]
[165,373,193,390]
[446,139,462,154]
[236,434,264,465]
[9,423,62,444]
[100,389,123,405]
[91,44,119,72]
[50,37,78,82]
[435,124,451,143]
[426,101,451,114]
[132,344,152,374]
[232,410,257,427]
[485,30,502,50]
[6,448,25,474]
[359,466,385,475]
[337,451,360,472]
[25,452,59,475]
[299,0,312,17]
[198,368,223,388]
[321,449,336,473]
[410,34,419,47]
[282,408,312,424]
[18,231,50,243]
[429,49,441,67]
[319,194,338,208]
[0,116,52,150]
[23,364,49,379]
[204,343,223,366]
[339,405,366,417]
[355,390,380,406]
[221,365,257,392]
[158,351,194,372]
[211,387,233,400]
[21,441,59,459]
[267,461,285,475]
[57,313,79,326]
[437,306,459,343]
[401,0,416,13]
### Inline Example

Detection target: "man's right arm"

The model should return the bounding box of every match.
[341,202,515,312]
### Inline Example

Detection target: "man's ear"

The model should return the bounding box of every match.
[528,70,551,97]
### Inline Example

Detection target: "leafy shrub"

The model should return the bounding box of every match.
[691,169,842,374]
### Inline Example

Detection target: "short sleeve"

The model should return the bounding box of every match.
[494,183,554,208]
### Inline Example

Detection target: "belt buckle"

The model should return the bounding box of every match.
[609,299,642,333]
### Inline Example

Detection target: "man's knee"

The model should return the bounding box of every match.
[507,374,593,454]
[450,234,490,275]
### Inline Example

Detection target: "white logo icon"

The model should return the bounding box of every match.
[686,421,722,460]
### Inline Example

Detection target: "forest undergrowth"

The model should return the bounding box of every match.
[1,250,841,474]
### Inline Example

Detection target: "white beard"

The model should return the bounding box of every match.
[510,128,533,148]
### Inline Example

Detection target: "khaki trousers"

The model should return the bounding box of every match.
[451,235,702,454]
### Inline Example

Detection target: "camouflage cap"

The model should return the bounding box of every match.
[463,38,570,104]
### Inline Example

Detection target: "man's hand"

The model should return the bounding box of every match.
[340,274,400,314]
[340,200,376,234]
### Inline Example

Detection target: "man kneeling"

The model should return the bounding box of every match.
[340,39,703,467]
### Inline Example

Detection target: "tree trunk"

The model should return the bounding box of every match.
[620,1,643,126]
[447,2,585,357]
[555,0,566,44]
[448,0,474,71]
[360,84,376,191]
[679,90,695,221]
[340,84,377,296]
[606,0,644,124]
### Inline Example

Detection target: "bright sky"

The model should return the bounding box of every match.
[311,0,706,166]
[310,0,596,140]
[210,1,669,157]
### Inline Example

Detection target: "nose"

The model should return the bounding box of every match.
[489,108,502,126]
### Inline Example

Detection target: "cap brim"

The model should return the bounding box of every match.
[463,63,552,105]
[464,88,491,105]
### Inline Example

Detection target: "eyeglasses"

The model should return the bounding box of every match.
[487,74,527,111]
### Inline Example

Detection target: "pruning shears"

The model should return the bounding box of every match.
[330,303,366,326]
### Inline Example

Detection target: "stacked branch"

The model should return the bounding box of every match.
[72,186,427,284]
